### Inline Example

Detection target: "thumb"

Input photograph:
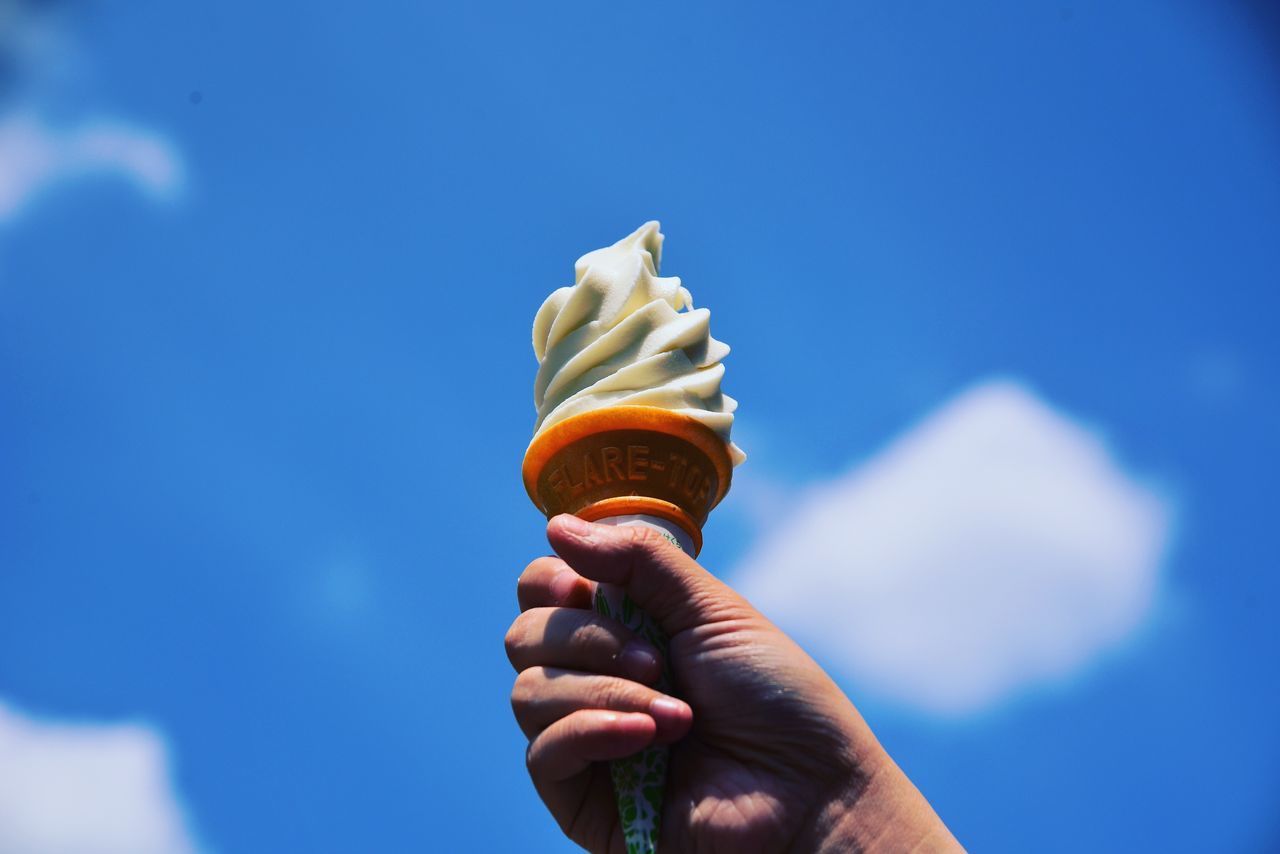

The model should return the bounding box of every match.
[546,514,743,635]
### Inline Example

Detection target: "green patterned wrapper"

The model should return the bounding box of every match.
[591,515,692,854]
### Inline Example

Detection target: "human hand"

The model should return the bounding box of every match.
[506,515,961,852]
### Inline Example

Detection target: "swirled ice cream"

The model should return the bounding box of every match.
[532,221,745,465]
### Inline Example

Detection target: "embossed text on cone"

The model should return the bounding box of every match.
[523,405,733,556]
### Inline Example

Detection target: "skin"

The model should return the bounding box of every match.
[506,515,963,853]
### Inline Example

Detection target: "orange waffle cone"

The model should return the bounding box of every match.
[522,406,734,556]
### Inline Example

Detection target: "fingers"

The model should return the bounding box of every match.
[525,709,656,847]
[506,606,662,683]
[527,709,656,785]
[512,666,693,741]
[547,515,748,635]
[517,555,594,612]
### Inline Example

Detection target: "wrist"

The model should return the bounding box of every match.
[802,747,962,853]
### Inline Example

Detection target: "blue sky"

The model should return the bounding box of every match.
[1,2,1277,852]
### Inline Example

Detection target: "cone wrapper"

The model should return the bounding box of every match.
[592,515,688,854]
[523,406,734,854]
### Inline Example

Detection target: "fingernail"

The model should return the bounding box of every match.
[618,642,659,681]
[610,713,653,736]
[650,697,689,719]
[549,570,577,601]
[556,514,595,539]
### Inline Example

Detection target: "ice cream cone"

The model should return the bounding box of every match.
[523,405,734,557]
[523,404,734,853]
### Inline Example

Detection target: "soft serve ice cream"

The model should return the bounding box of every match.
[532,221,744,465]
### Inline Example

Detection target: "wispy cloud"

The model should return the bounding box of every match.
[0,701,202,854]
[0,0,183,226]
[732,380,1174,716]
[0,112,181,222]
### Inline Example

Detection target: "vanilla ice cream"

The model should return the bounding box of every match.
[532,221,744,465]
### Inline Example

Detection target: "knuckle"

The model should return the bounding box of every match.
[503,613,534,661]
[564,617,600,648]
[522,555,555,577]
[568,617,625,659]
[511,667,544,707]
[561,620,589,652]
[517,556,552,589]
[592,677,637,710]
[624,524,665,554]
[502,627,521,661]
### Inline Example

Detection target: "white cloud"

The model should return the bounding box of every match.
[0,2,185,226]
[0,112,182,222]
[732,380,1173,715]
[0,701,202,854]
